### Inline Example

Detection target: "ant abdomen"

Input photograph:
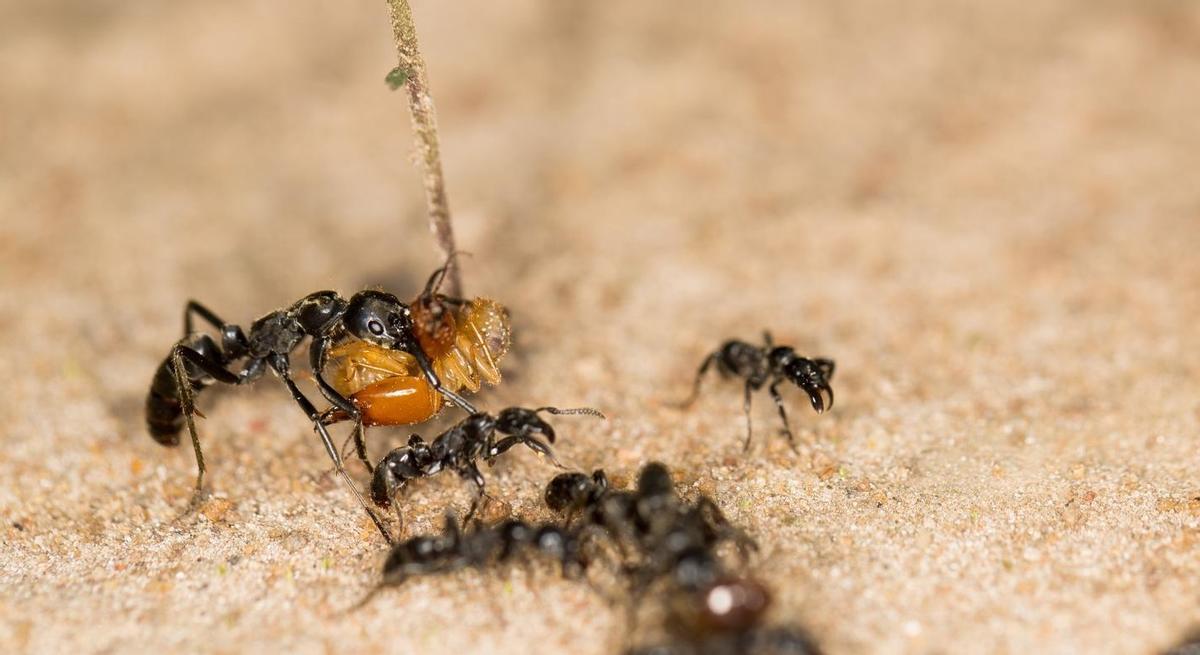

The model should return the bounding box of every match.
[145,334,225,446]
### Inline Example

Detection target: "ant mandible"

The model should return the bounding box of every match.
[144,285,478,544]
[677,331,835,451]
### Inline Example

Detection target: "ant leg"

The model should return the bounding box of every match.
[309,339,375,474]
[695,496,758,561]
[460,464,511,524]
[742,379,756,451]
[309,337,364,419]
[763,330,775,348]
[461,464,489,525]
[350,420,373,474]
[272,358,393,545]
[183,300,226,335]
[675,352,718,408]
[169,344,241,499]
[170,349,204,498]
[621,569,656,650]
[331,420,373,475]
[183,301,249,356]
[411,345,478,413]
[347,583,391,612]
[768,380,797,451]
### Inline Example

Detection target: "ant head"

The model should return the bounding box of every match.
[495,407,555,442]
[783,357,835,413]
[544,472,594,513]
[495,405,605,444]
[370,444,423,508]
[690,576,772,634]
[345,290,415,349]
[637,462,675,498]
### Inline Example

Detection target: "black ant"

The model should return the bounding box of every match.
[678,331,835,451]
[370,406,605,526]
[545,463,755,594]
[353,513,591,608]
[144,288,479,543]
[548,464,808,654]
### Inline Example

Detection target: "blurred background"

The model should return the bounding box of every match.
[2,1,1198,653]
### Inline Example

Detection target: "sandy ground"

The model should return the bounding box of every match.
[2,1,1199,653]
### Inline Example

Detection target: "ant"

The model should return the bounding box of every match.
[545,463,756,593]
[549,464,799,654]
[370,406,605,527]
[678,331,835,451]
[353,513,591,608]
[144,284,479,544]
[320,258,512,470]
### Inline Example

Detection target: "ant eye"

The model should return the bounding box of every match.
[368,320,385,336]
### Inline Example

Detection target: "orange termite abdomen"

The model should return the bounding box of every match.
[349,375,441,427]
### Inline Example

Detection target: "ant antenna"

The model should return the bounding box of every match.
[421,251,473,299]
[347,583,389,612]
[535,406,607,420]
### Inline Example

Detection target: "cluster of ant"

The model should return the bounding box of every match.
[144,258,836,653]
[359,462,821,654]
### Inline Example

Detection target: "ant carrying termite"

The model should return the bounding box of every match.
[144,278,480,543]
[369,406,605,527]
[678,331,835,451]
[320,258,512,470]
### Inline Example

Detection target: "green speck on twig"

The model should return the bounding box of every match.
[385,66,410,90]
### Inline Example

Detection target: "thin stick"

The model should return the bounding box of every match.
[384,0,463,297]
